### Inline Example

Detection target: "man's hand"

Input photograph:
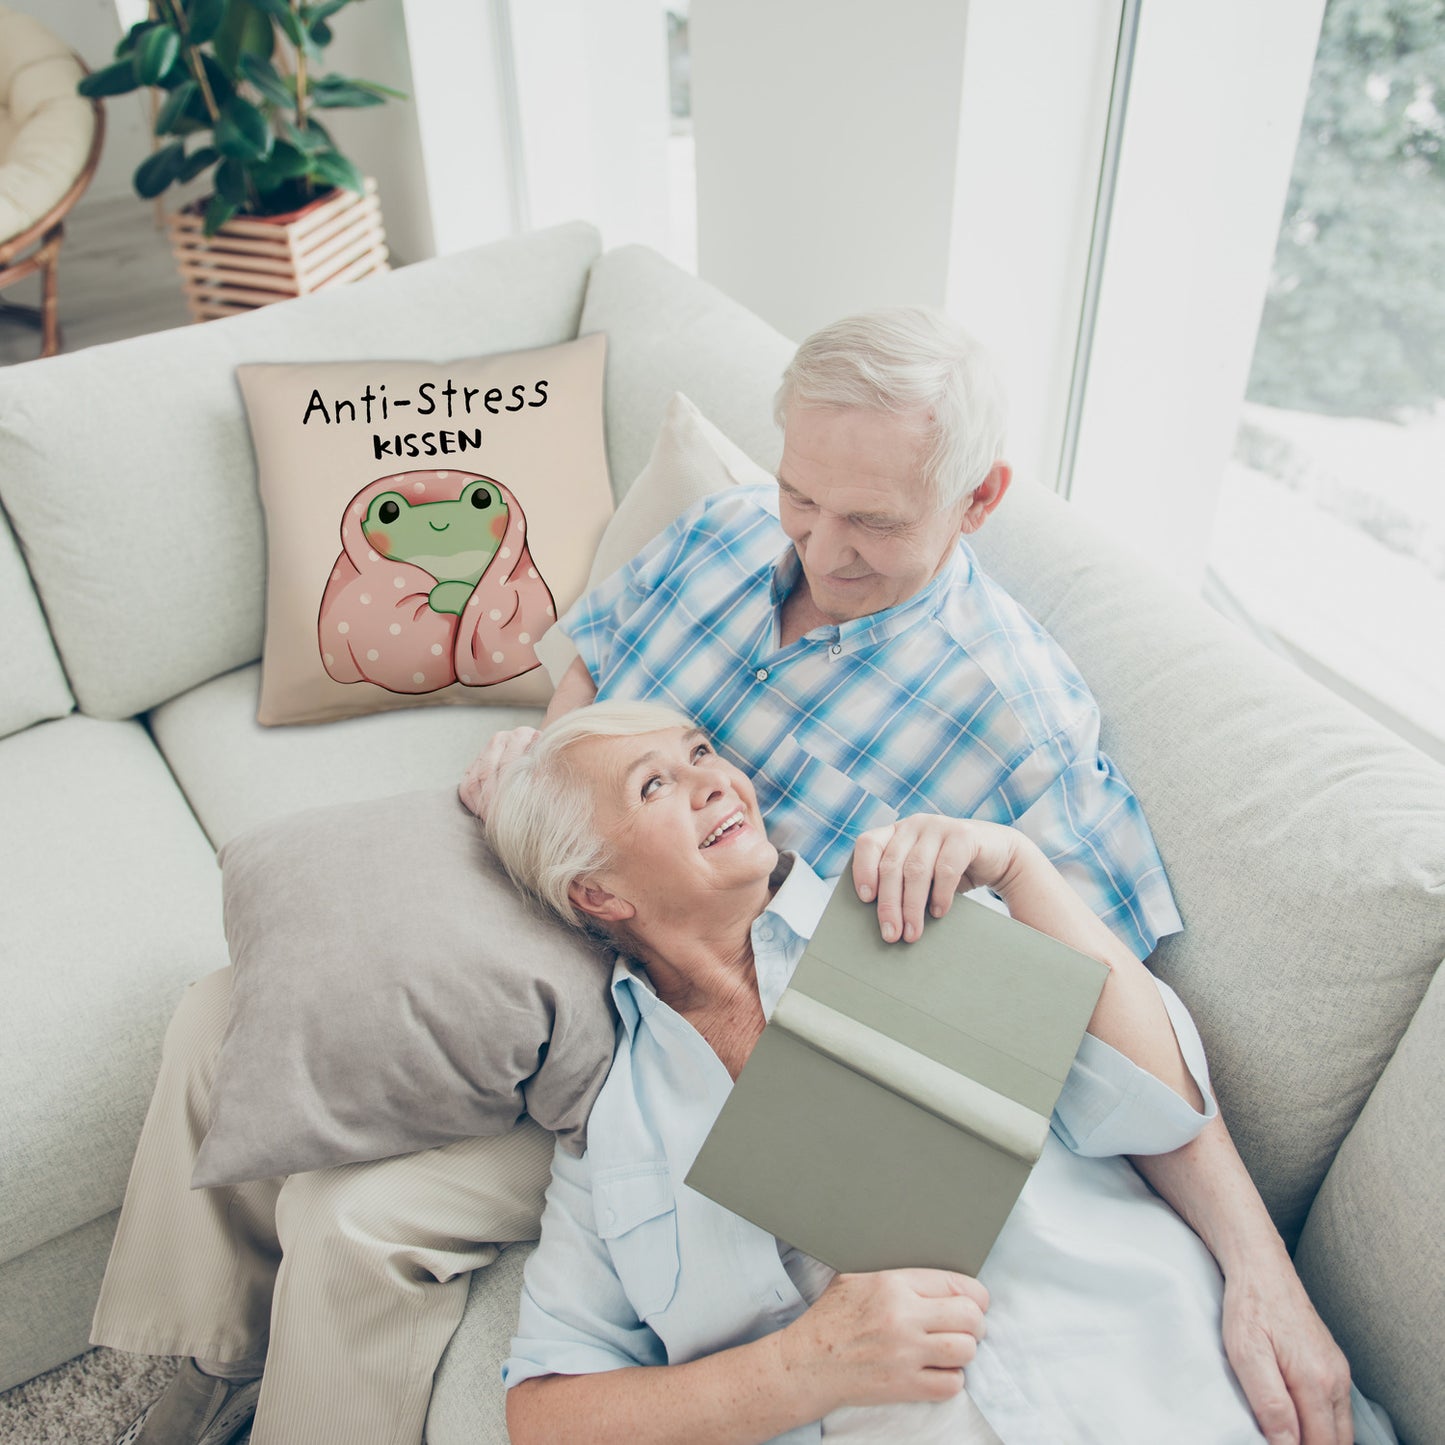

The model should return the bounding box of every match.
[1221,1262,1353,1445]
[459,726,540,821]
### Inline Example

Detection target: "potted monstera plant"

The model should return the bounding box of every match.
[79,0,403,319]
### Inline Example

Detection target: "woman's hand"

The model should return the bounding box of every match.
[779,1269,989,1412]
[459,726,540,821]
[852,815,1029,942]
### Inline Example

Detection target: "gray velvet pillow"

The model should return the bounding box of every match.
[192,789,617,1188]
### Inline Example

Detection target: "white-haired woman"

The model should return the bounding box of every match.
[487,701,1373,1445]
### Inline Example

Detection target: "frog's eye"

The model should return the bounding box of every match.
[378,499,400,524]
[469,485,493,510]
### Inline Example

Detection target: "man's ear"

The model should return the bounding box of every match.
[567,879,635,924]
[958,462,1012,536]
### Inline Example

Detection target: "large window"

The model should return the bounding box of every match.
[1206,0,1445,757]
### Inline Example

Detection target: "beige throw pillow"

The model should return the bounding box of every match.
[535,391,773,685]
[239,334,613,724]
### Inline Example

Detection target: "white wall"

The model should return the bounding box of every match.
[946,0,1121,495]
[509,0,671,253]
[395,0,515,258]
[690,0,972,342]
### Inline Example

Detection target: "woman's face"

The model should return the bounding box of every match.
[567,726,777,926]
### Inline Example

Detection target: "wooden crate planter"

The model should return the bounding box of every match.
[166,179,389,322]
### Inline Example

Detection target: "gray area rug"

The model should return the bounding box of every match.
[0,1350,245,1445]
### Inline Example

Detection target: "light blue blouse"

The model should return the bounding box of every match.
[504,858,1271,1443]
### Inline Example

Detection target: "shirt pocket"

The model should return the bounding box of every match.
[593,1163,681,1321]
[757,732,898,867]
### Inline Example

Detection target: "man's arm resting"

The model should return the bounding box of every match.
[544,654,599,724]
[1131,1115,1353,1445]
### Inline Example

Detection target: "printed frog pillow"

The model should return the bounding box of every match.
[239,336,612,724]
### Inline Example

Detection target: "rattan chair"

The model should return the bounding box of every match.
[0,7,104,359]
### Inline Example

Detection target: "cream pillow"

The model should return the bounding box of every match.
[535,391,774,684]
[239,334,612,724]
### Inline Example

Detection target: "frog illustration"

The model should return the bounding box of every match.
[361,478,510,616]
[318,468,557,694]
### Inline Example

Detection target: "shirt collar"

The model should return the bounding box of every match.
[609,851,835,1037]
[767,542,973,650]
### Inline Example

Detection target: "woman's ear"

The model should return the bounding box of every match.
[567,879,635,924]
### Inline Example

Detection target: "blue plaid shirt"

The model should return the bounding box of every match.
[563,485,1180,959]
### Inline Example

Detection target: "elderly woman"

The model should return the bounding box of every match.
[485,700,1288,1445]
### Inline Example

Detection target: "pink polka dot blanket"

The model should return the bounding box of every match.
[237,337,612,725]
[319,469,557,693]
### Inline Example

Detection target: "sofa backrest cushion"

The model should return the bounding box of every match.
[1294,957,1444,1445]
[0,221,601,721]
[969,479,1445,1245]
[579,244,795,496]
[0,503,71,737]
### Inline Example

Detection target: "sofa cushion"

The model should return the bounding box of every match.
[148,663,541,849]
[0,715,226,1267]
[0,503,71,739]
[0,221,601,722]
[427,1242,534,1445]
[0,1212,119,1394]
[1295,959,1445,1445]
[237,335,612,725]
[535,392,763,685]
[580,245,795,498]
[968,479,1445,1244]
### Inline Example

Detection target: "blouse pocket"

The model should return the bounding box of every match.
[593,1163,681,1321]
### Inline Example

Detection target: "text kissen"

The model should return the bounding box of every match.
[300,378,550,462]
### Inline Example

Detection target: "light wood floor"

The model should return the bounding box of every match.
[0,194,193,366]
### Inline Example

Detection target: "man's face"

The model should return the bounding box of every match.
[776,405,971,623]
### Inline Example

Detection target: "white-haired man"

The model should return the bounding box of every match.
[464,308,1354,1445]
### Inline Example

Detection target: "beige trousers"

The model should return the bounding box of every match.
[91,969,555,1445]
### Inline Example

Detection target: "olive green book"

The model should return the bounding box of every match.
[684,887,1109,1275]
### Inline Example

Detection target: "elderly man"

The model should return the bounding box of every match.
[465,309,1353,1445]
[95,310,1351,1445]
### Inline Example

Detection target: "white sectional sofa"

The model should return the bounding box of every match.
[1,222,1441,1443]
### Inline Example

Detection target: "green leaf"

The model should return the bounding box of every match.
[309,75,384,109]
[214,0,275,75]
[215,95,274,160]
[154,80,198,134]
[186,0,227,47]
[79,60,141,98]
[134,25,181,86]
[203,193,239,236]
[178,145,220,182]
[349,78,408,101]
[309,148,363,194]
[282,115,332,153]
[133,142,185,199]
[247,0,306,45]
[199,53,236,107]
[263,139,312,178]
[308,18,332,47]
[215,156,250,204]
[239,53,295,107]
[302,0,352,23]
[115,20,156,59]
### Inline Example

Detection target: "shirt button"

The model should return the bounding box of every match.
[830,644,842,655]
[755,668,769,681]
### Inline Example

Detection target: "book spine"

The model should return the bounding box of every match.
[771,990,1050,1165]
